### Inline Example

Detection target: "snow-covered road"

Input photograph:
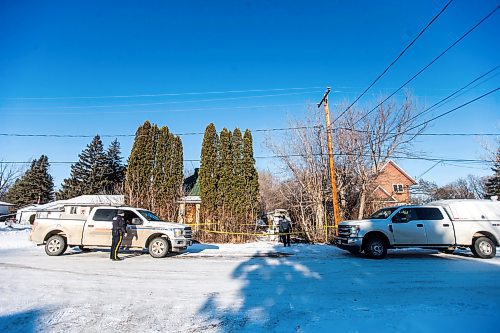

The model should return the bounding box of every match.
[0,225,499,333]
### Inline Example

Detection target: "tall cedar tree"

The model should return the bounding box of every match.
[243,129,259,220]
[125,121,183,218]
[6,155,54,207]
[125,121,154,208]
[199,123,219,220]
[58,135,113,199]
[218,128,233,219]
[231,128,245,218]
[485,148,500,199]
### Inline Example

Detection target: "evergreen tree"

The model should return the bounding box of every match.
[6,155,54,207]
[199,123,219,220]
[103,139,126,193]
[217,128,233,218]
[58,135,108,199]
[125,121,154,208]
[126,121,183,215]
[485,148,500,199]
[242,129,259,220]
[231,128,244,217]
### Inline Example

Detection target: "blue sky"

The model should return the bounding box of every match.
[0,0,498,189]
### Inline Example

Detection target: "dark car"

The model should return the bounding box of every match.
[0,213,16,222]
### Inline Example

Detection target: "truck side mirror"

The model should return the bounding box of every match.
[131,217,143,225]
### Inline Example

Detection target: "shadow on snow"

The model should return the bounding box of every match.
[0,309,45,333]
[196,245,500,332]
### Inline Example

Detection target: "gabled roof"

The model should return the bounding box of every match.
[372,185,398,202]
[379,160,417,185]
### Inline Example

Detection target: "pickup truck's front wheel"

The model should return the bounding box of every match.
[472,237,496,259]
[148,237,170,258]
[363,236,387,259]
[45,235,67,256]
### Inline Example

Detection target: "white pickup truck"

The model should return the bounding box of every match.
[335,199,500,259]
[30,205,192,258]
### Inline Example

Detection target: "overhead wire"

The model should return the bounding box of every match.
[332,0,455,124]
[346,5,499,128]
[1,90,323,111]
[3,86,325,100]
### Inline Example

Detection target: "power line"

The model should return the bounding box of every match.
[405,65,499,124]
[3,86,325,100]
[0,154,492,165]
[347,5,499,128]
[403,87,499,133]
[333,0,454,123]
[3,102,316,116]
[335,127,499,137]
[1,90,323,111]
[2,127,497,139]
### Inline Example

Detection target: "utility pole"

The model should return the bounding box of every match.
[317,87,340,238]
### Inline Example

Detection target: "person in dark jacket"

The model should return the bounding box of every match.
[278,216,292,247]
[111,210,127,261]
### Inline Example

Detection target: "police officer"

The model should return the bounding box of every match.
[111,210,127,261]
[278,215,292,247]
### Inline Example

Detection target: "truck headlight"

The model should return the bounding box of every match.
[349,226,360,236]
[174,228,183,237]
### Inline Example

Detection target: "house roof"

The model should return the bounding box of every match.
[379,160,417,185]
[372,185,398,203]
[0,201,14,206]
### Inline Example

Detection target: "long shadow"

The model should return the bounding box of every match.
[196,244,500,332]
[0,309,44,333]
[185,243,220,254]
[197,245,326,332]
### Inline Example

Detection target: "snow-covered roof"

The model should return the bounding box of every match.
[0,201,14,206]
[63,195,124,205]
[17,195,125,212]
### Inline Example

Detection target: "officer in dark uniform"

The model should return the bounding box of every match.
[278,216,292,247]
[111,210,127,261]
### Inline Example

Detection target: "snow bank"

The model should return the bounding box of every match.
[0,222,35,250]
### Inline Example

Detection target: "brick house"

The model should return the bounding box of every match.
[370,160,417,210]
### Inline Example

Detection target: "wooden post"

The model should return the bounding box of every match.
[318,87,340,238]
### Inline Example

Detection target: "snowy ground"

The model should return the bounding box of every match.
[0,223,499,333]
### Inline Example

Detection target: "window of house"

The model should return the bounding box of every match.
[392,184,404,193]
[69,206,78,214]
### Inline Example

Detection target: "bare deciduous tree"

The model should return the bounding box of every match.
[264,92,424,242]
[0,161,21,199]
[335,92,425,218]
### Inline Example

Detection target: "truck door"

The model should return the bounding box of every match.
[415,207,455,245]
[391,208,427,245]
[122,210,143,248]
[82,208,117,246]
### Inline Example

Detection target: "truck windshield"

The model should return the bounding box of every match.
[138,210,162,222]
[370,207,398,219]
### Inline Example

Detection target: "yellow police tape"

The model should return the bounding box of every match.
[196,229,305,236]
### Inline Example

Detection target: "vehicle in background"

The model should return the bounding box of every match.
[30,205,192,258]
[334,199,500,259]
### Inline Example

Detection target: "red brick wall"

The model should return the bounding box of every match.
[373,162,414,204]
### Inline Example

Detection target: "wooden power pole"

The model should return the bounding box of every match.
[317,87,340,238]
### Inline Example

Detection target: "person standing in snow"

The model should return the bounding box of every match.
[278,216,292,247]
[111,210,127,261]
